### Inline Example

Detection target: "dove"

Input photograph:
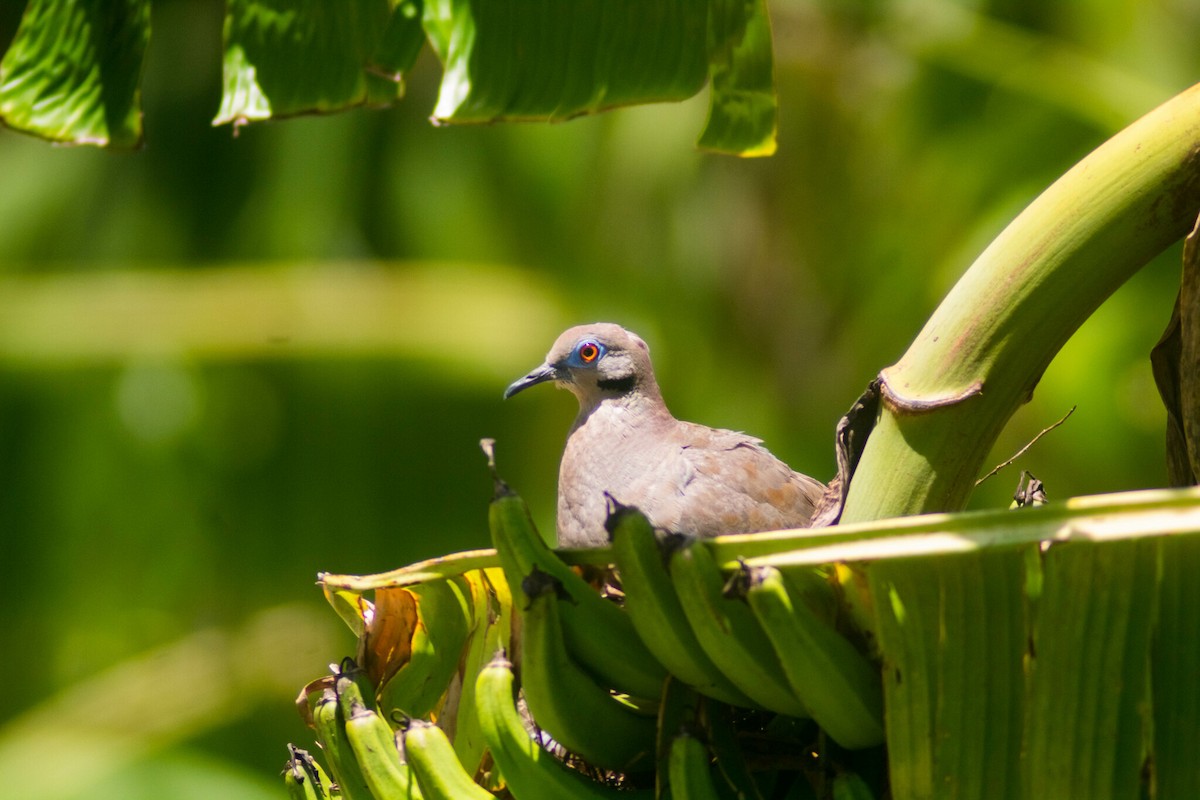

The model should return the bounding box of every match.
[505,323,826,548]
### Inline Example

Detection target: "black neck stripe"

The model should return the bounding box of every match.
[597,376,637,393]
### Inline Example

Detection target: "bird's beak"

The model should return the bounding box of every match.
[504,363,562,399]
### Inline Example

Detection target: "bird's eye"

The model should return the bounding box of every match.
[575,340,603,365]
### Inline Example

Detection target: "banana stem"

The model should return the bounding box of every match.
[319,545,618,591]
[841,81,1200,522]
[319,548,501,590]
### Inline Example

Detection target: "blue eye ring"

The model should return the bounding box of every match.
[569,339,605,367]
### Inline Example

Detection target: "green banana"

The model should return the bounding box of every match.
[668,538,810,718]
[519,570,658,773]
[382,576,473,719]
[337,670,425,799]
[745,566,884,750]
[654,677,704,799]
[488,474,666,699]
[606,503,756,707]
[335,659,379,713]
[284,745,333,800]
[311,685,374,800]
[402,719,494,800]
[667,732,722,800]
[474,653,654,800]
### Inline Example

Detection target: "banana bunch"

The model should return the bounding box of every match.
[290,657,494,800]
[286,461,884,799]
[607,500,885,749]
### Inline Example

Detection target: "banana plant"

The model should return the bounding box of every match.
[304,87,1200,797]
[309,29,1200,800]
[5,3,1199,798]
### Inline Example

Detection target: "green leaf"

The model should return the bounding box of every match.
[870,550,1026,799]
[1150,535,1200,798]
[698,0,778,156]
[1023,539,1158,799]
[323,586,369,637]
[370,0,426,88]
[214,0,399,128]
[0,0,149,148]
[428,0,709,124]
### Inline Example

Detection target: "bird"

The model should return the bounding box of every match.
[504,323,827,548]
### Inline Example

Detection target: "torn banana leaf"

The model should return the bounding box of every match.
[359,586,418,691]
[214,0,402,128]
[380,576,472,719]
[698,0,778,156]
[0,0,149,148]
[424,0,776,156]
[426,0,708,124]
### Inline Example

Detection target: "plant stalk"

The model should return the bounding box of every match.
[841,82,1200,522]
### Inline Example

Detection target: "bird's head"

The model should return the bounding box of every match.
[504,323,659,406]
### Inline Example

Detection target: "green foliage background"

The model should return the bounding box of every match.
[0,1,1197,797]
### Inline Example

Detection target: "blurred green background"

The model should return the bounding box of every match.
[1,0,1197,797]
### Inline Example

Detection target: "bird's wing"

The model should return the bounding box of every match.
[670,424,825,537]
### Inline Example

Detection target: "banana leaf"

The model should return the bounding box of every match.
[0,0,149,148]
[0,0,776,154]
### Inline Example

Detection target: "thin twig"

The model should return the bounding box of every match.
[976,405,1077,486]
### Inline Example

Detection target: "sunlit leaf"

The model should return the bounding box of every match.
[725,486,1200,568]
[428,0,709,124]
[870,550,1025,798]
[214,0,399,128]
[0,0,148,148]
[1023,539,1158,799]
[322,586,370,637]
[698,0,777,156]
[322,548,500,591]
[1,0,779,152]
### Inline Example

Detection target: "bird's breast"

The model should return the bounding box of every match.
[556,413,688,547]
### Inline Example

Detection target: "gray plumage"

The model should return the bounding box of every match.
[505,323,826,548]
